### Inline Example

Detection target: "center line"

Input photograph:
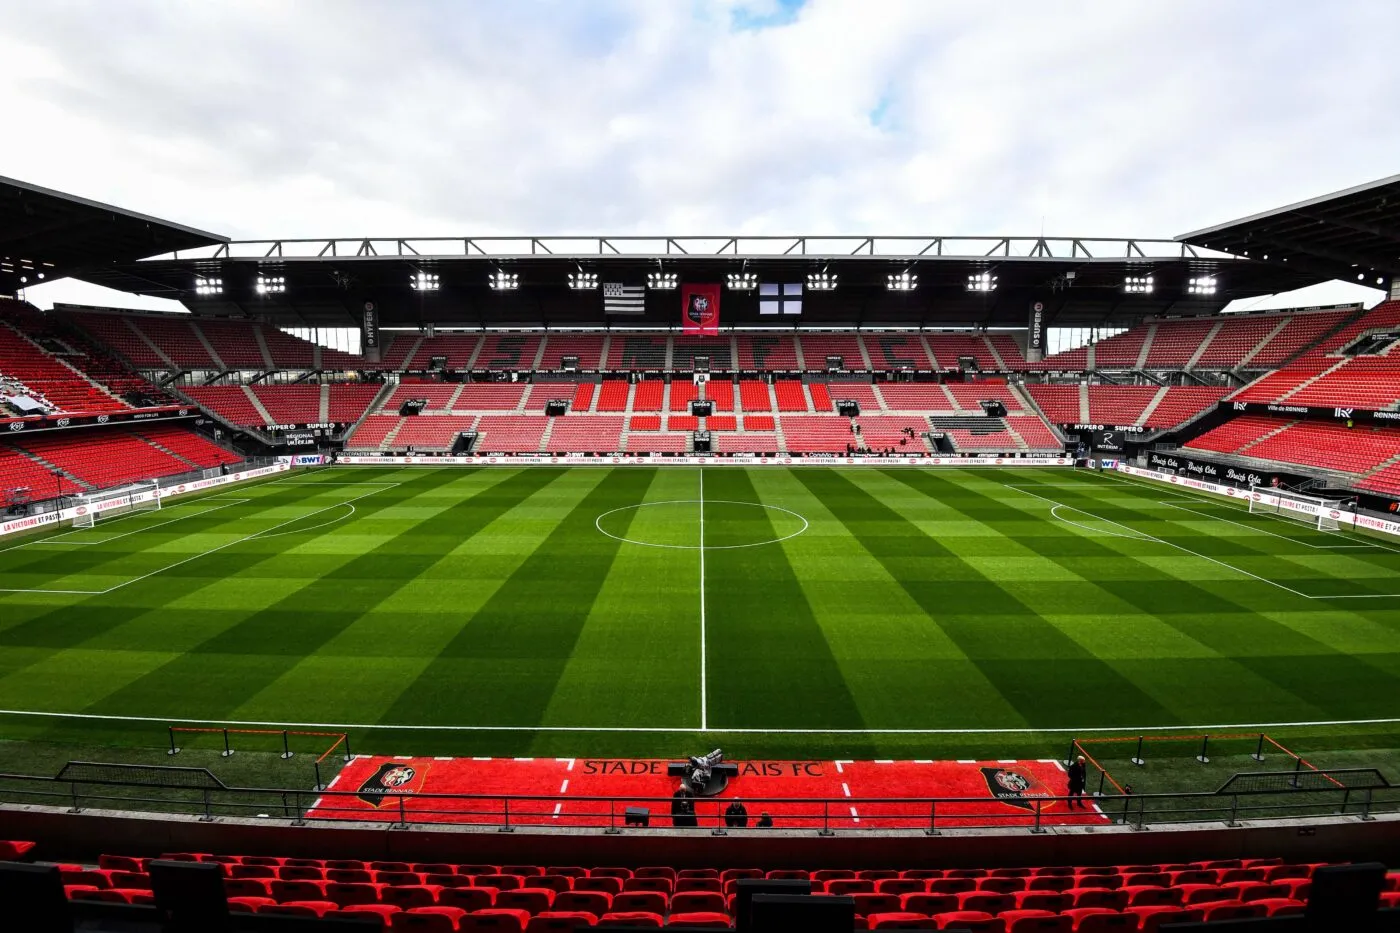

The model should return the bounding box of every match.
[699,466,708,731]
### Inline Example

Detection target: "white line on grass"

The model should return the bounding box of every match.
[1004,479,1399,601]
[4,707,1400,734]
[1156,501,1374,550]
[0,496,250,557]
[0,487,390,596]
[34,499,250,549]
[699,467,708,732]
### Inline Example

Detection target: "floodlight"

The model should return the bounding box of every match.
[965,272,995,293]
[411,272,440,291]
[490,270,520,291]
[807,272,837,291]
[193,276,223,296]
[569,272,599,290]
[727,272,757,290]
[1187,276,1217,296]
[255,275,286,295]
[648,272,678,290]
[1124,275,1154,294]
[887,271,918,292]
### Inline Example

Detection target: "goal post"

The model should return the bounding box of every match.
[71,481,161,528]
[1247,485,1348,531]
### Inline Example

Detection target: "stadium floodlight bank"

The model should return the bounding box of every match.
[71,481,161,528]
[1248,485,1348,531]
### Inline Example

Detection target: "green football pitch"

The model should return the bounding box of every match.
[1,464,1399,771]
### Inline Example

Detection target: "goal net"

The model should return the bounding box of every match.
[71,481,161,528]
[1247,486,1348,531]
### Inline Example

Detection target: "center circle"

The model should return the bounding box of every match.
[595,499,809,550]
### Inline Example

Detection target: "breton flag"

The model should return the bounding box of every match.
[759,282,803,315]
[603,282,645,315]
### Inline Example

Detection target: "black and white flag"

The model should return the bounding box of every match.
[603,283,645,315]
[759,282,802,315]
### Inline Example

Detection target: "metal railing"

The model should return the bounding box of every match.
[0,769,1394,835]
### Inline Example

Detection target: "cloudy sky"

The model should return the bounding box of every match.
[6,0,1396,313]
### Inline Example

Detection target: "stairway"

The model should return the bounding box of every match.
[137,433,198,469]
[538,416,557,452]
[1236,317,1292,369]
[252,326,276,370]
[1277,359,1349,402]
[123,317,179,370]
[1361,451,1400,483]
[1077,382,1090,422]
[397,336,424,372]
[446,383,467,411]
[319,384,330,423]
[242,385,276,425]
[983,335,1007,371]
[1237,420,1299,454]
[1001,422,1031,450]
[191,323,228,370]
[1137,386,1170,424]
[15,446,90,490]
[1185,322,1224,370]
[772,417,789,453]
[379,418,408,451]
[1134,325,1157,370]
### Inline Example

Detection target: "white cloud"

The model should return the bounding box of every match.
[9,0,1397,311]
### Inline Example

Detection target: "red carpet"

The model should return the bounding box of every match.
[307,757,1109,828]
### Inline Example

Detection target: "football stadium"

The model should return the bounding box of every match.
[4,16,1400,933]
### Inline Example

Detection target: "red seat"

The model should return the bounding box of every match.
[330,869,376,884]
[497,888,556,913]
[414,864,457,876]
[811,870,856,882]
[901,893,959,915]
[902,871,945,881]
[1025,877,1074,893]
[678,870,720,881]
[553,892,611,915]
[977,877,1025,894]
[270,901,339,918]
[828,879,876,895]
[1003,912,1070,933]
[328,882,388,906]
[459,866,500,877]
[479,875,526,891]
[866,914,934,930]
[1264,865,1313,882]
[280,866,327,881]
[97,856,144,872]
[665,912,731,929]
[379,871,427,887]
[852,894,902,917]
[878,879,926,896]
[60,869,111,889]
[1255,898,1306,916]
[1177,885,1235,906]
[272,880,330,902]
[531,876,574,894]
[574,877,623,895]
[1120,886,1178,907]
[226,879,276,900]
[1071,913,1136,933]
[502,866,545,878]
[1166,870,1214,886]
[676,879,722,894]
[527,912,599,931]
[228,896,277,914]
[1224,881,1288,902]
[438,888,499,912]
[1124,906,1204,933]
[71,889,154,906]
[545,867,588,879]
[611,891,667,914]
[1218,868,1267,884]
[384,886,445,910]
[946,870,987,880]
[393,908,465,933]
[1119,873,1168,888]
[634,867,677,883]
[1013,892,1069,912]
[671,892,726,914]
[0,841,36,861]
[591,868,633,880]
[989,869,1032,879]
[460,908,533,932]
[1066,888,1125,910]
[930,911,1002,931]
[327,861,367,871]
[860,870,902,882]
[929,879,976,895]
[624,877,674,895]
[1031,868,1075,878]
[374,862,414,874]
[957,892,1013,914]
[1204,902,1267,922]
[428,874,479,890]
[598,912,663,928]
[334,904,402,926]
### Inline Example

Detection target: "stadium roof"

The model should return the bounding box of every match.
[90,234,1325,329]
[1178,172,1400,286]
[0,175,227,296]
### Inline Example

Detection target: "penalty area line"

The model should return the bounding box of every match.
[2,708,1400,735]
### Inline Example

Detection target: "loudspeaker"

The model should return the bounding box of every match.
[148,859,230,932]
[733,879,812,932]
[0,862,70,933]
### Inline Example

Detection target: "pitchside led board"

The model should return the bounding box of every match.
[682,283,721,335]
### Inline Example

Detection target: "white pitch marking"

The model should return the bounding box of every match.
[594,499,809,551]
[1157,501,1375,550]
[394,755,412,760]
[874,759,893,764]
[841,783,851,797]
[552,803,563,818]
[433,757,454,761]
[472,756,492,761]
[559,780,569,794]
[834,761,846,773]
[513,757,534,762]
[914,759,933,764]
[325,774,342,790]
[310,797,324,809]
[849,806,860,823]
[6,708,1400,735]
[997,759,1016,764]
[699,469,708,732]
[956,759,975,764]
[1052,760,1066,772]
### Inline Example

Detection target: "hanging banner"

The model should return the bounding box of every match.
[1027,301,1045,361]
[681,283,721,336]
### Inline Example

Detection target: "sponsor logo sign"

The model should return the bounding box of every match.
[979,766,1052,811]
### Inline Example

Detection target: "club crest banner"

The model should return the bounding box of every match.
[681,283,721,335]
